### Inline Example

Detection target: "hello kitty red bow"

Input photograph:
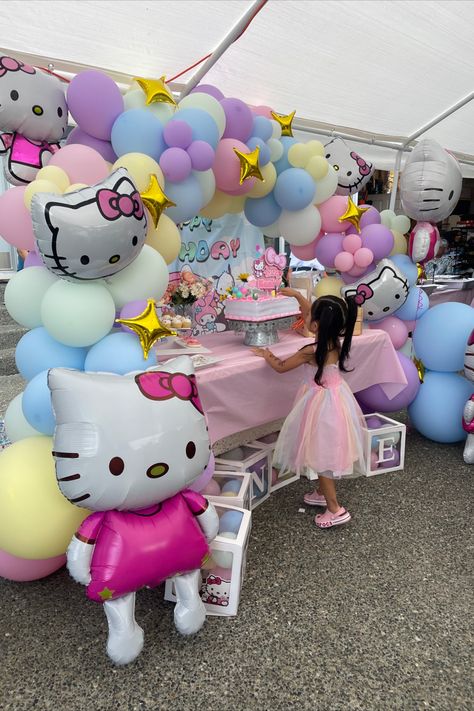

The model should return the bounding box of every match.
[0,56,36,78]
[135,371,204,414]
[354,284,373,306]
[97,188,144,221]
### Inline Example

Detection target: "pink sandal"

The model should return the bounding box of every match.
[303,490,327,507]
[315,507,351,529]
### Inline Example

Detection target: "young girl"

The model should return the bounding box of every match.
[252,295,365,529]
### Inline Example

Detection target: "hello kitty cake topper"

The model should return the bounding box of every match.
[252,245,287,291]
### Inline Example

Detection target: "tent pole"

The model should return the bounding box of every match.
[402,91,474,146]
[179,0,268,99]
[389,149,403,212]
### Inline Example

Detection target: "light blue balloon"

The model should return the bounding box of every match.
[413,303,474,372]
[15,327,87,381]
[273,136,297,174]
[244,192,282,227]
[172,108,219,149]
[218,510,243,535]
[221,479,242,495]
[390,255,418,287]
[252,116,273,142]
[165,174,204,224]
[274,168,316,211]
[22,370,55,435]
[111,109,166,160]
[84,332,157,375]
[247,136,271,166]
[394,286,429,321]
[408,371,472,443]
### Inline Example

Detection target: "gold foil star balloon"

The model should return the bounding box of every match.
[140,174,176,228]
[133,76,177,106]
[270,110,296,137]
[338,196,370,233]
[116,299,176,359]
[413,357,425,383]
[233,146,264,184]
[417,263,426,282]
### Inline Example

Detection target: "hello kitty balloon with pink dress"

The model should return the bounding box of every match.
[48,356,219,665]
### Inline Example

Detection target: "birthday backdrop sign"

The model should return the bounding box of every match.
[168,213,262,335]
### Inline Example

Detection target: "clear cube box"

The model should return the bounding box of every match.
[251,432,300,492]
[215,444,272,508]
[164,503,251,617]
[356,413,406,476]
[203,470,252,510]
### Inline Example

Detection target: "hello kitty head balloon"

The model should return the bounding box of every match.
[323,137,374,196]
[31,168,148,281]
[0,56,67,142]
[341,258,409,321]
[48,356,211,511]
[400,139,462,223]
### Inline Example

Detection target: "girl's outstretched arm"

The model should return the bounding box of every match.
[251,346,313,373]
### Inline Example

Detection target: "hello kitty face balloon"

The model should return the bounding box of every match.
[48,356,211,511]
[342,258,409,321]
[31,168,147,281]
[400,139,462,222]
[465,330,474,384]
[324,137,374,196]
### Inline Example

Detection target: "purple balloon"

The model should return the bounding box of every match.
[379,448,401,469]
[159,147,192,183]
[24,251,43,268]
[187,140,215,171]
[119,300,147,333]
[189,452,215,492]
[315,233,345,269]
[357,352,420,412]
[346,206,381,235]
[361,223,394,261]
[190,84,225,100]
[66,126,117,162]
[221,98,254,142]
[67,70,124,141]
[163,119,193,149]
[365,416,385,429]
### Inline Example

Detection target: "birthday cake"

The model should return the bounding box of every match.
[224,247,300,322]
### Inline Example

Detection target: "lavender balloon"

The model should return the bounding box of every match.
[187,140,215,171]
[347,205,381,235]
[361,223,394,261]
[221,98,253,142]
[163,119,193,149]
[159,147,192,183]
[119,300,147,333]
[191,84,225,100]
[357,352,420,412]
[66,126,117,162]
[24,251,44,268]
[315,233,345,269]
[67,70,124,141]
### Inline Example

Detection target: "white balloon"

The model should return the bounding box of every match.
[4,267,58,329]
[212,531,237,568]
[104,245,169,309]
[262,220,282,238]
[123,88,174,123]
[270,120,282,139]
[194,169,216,206]
[4,393,43,442]
[392,214,411,234]
[178,93,226,138]
[268,138,284,162]
[380,209,396,228]
[279,205,322,246]
[313,165,338,204]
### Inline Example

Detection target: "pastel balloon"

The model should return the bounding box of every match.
[84,332,157,374]
[389,254,419,287]
[408,372,473,443]
[49,144,109,185]
[194,169,216,207]
[221,98,253,142]
[0,186,36,249]
[163,119,193,148]
[111,109,166,161]
[288,143,309,169]
[380,209,396,228]
[64,183,88,193]
[413,303,474,372]
[391,214,411,234]
[112,152,165,192]
[24,179,61,209]
[246,136,270,166]
[274,168,316,211]
[123,87,174,123]
[291,233,322,261]
[369,316,409,350]
[244,193,281,227]
[66,126,117,162]
[67,70,124,140]
[36,165,70,191]
[191,84,225,100]
[394,286,429,321]
[357,353,420,412]
[202,478,221,496]
[268,138,284,162]
[315,233,345,268]
[334,252,354,272]
[213,138,256,194]
[252,116,273,142]
[361,223,394,260]
[104,244,169,309]
[279,204,322,247]
[313,275,344,298]
[306,155,328,181]
[354,247,373,268]
[15,327,87,381]
[248,161,277,198]
[187,140,215,171]
[172,107,219,148]
[0,437,88,558]
[343,234,362,253]
[4,393,42,442]
[390,230,409,256]
[22,370,56,435]
[252,105,273,119]
[273,136,297,174]
[24,250,43,268]
[0,549,66,582]
[165,174,206,223]
[159,147,192,183]
[313,165,338,204]
[318,195,352,233]
[218,510,243,535]
[4,266,57,328]
[146,213,182,264]
[200,189,232,219]
[178,93,226,138]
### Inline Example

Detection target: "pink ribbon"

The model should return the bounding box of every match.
[135,371,204,414]
[97,188,144,222]
[265,247,286,270]
[0,56,36,78]
[354,283,374,306]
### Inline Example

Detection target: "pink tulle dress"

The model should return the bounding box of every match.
[273,363,365,479]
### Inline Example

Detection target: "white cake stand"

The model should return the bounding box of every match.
[227,315,297,346]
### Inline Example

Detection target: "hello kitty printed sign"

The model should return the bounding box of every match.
[252,245,286,291]
[201,571,231,607]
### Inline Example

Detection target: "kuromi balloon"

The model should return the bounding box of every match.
[400,139,462,223]
[462,329,474,464]
[342,258,409,321]
[48,356,219,664]
[31,168,147,281]
[324,137,374,196]
[0,55,68,185]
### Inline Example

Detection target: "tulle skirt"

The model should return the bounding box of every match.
[273,377,366,479]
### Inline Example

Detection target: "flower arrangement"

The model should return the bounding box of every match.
[163,271,213,308]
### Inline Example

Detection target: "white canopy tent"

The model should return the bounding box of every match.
[1,0,474,188]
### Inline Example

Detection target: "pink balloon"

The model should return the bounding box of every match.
[403,320,416,333]
[213,138,256,194]
[250,105,273,118]
[189,453,216,493]
[0,186,36,250]
[319,196,352,233]
[370,316,409,349]
[342,234,362,254]
[354,247,374,268]
[49,144,109,185]
[0,549,65,582]
[347,262,375,278]
[334,251,354,272]
[202,478,221,496]
[291,233,322,261]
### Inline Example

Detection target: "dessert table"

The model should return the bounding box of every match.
[156,329,407,448]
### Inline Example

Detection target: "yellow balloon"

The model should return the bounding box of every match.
[36,165,70,192]
[306,140,325,158]
[0,437,88,559]
[249,162,277,198]
[390,230,408,255]
[64,183,89,193]
[24,179,61,209]
[227,195,247,214]
[146,214,182,264]
[200,190,232,219]
[306,155,329,181]
[313,275,343,299]
[288,143,309,168]
[113,153,165,192]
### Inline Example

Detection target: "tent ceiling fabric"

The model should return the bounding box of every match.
[1,0,474,173]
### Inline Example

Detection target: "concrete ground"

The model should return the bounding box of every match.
[0,377,472,711]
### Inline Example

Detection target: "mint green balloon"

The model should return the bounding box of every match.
[4,393,43,442]
[104,245,169,309]
[41,281,116,347]
[4,267,58,328]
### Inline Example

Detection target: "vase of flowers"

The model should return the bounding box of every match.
[163,272,213,320]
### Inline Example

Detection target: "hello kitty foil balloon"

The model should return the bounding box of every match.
[48,356,219,665]
[31,168,147,281]
[0,56,68,185]
[341,258,409,321]
[323,137,374,196]
[462,329,474,464]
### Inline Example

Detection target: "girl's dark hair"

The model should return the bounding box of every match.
[310,295,358,385]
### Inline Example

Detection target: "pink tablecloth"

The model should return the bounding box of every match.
[157,329,407,445]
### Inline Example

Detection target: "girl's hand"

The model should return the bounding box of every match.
[279,287,299,298]
[251,347,268,358]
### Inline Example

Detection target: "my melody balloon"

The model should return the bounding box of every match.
[462,329,474,464]
[0,55,68,185]
[341,258,409,321]
[48,356,219,665]
[31,168,148,281]
[323,137,374,196]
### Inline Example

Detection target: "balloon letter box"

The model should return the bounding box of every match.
[203,470,252,510]
[251,432,300,492]
[215,444,271,508]
[357,413,406,476]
